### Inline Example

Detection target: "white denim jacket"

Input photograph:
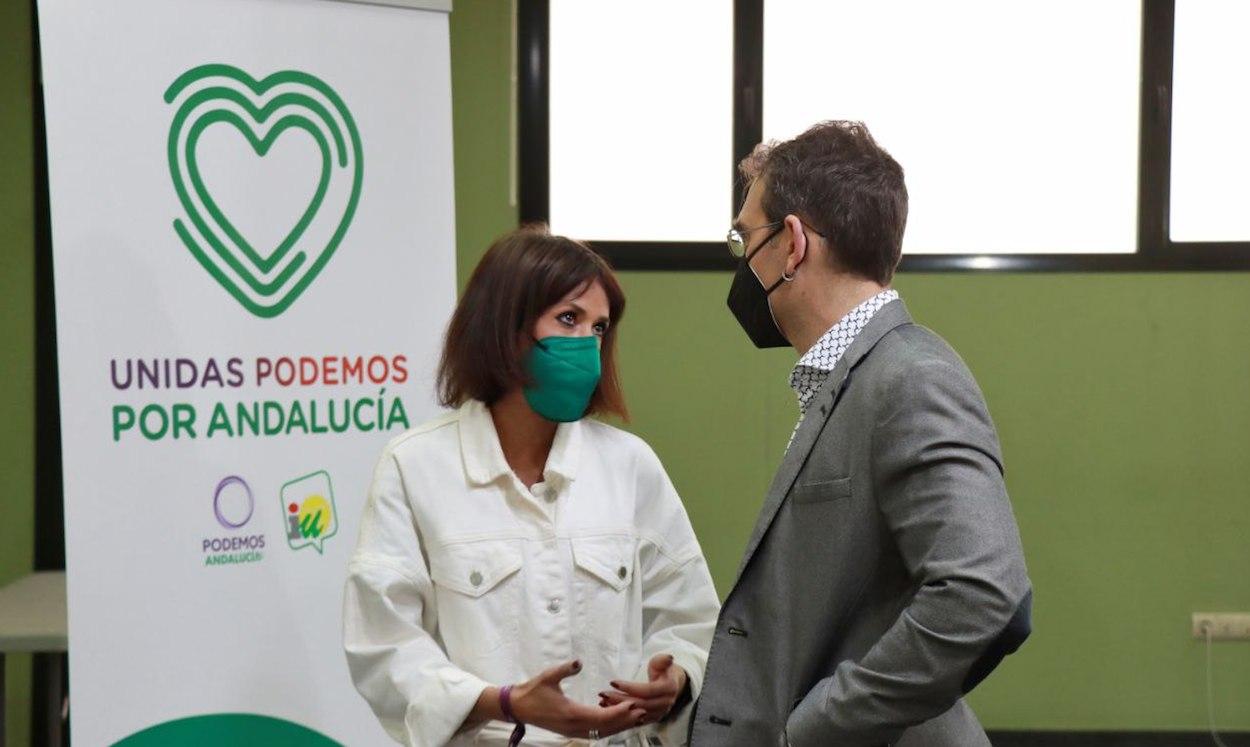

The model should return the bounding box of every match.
[343,400,720,747]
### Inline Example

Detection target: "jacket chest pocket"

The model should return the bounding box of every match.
[571,535,636,654]
[790,476,852,505]
[428,540,523,660]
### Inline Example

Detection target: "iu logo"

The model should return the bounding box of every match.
[280,470,339,554]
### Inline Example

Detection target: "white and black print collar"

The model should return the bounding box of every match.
[789,289,899,417]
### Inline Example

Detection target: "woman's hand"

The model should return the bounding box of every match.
[598,654,689,725]
[511,660,647,739]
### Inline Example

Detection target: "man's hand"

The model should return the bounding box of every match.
[511,660,647,739]
[598,654,689,725]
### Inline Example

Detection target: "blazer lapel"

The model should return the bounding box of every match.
[729,300,914,590]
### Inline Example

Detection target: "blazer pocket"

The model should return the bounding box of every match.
[790,476,852,505]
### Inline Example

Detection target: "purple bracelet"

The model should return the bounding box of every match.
[500,685,526,747]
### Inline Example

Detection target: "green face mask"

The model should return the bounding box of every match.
[523,335,602,423]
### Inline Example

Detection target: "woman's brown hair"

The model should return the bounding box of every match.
[436,226,629,420]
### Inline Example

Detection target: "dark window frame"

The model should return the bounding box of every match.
[520,0,1250,272]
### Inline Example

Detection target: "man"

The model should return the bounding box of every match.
[690,121,1032,746]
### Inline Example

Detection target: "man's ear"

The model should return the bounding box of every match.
[783,214,808,277]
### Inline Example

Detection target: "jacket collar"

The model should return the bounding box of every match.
[459,399,582,486]
[731,299,914,588]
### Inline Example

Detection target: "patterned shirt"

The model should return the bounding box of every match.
[789,289,900,430]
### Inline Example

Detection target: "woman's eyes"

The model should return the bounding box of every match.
[557,311,608,336]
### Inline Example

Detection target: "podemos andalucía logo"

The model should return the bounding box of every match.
[164,64,362,318]
[202,475,266,567]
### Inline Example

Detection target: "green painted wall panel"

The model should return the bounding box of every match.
[450,0,518,284]
[614,271,1250,731]
[1,0,36,743]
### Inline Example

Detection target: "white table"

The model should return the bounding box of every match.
[0,572,67,747]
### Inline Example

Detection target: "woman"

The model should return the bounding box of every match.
[344,227,720,747]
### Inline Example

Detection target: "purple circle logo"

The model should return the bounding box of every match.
[213,476,254,529]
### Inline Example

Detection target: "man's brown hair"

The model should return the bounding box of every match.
[436,226,628,419]
[740,120,908,285]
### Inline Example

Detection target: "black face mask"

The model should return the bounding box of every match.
[726,226,791,348]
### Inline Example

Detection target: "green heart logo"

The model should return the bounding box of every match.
[165,64,363,318]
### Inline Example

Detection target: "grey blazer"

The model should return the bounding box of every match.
[691,300,1032,747]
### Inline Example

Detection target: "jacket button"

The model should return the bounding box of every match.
[617,566,628,580]
[469,571,483,587]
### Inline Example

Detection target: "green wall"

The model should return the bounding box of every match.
[449,0,1250,734]
[1,2,1244,743]
[615,273,1250,731]
[1,0,36,743]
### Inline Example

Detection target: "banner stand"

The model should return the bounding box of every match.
[36,0,456,742]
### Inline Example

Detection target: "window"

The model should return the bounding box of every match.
[548,0,732,242]
[1169,0,1250,242]
[764,0,1140,255]
[520,0,1249,271]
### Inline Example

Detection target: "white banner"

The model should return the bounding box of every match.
[37,0,455,743]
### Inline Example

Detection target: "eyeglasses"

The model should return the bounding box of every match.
[726,221,783,258]
[726,220,825,258]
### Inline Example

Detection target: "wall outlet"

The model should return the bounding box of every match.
[1192,612,1250,641]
